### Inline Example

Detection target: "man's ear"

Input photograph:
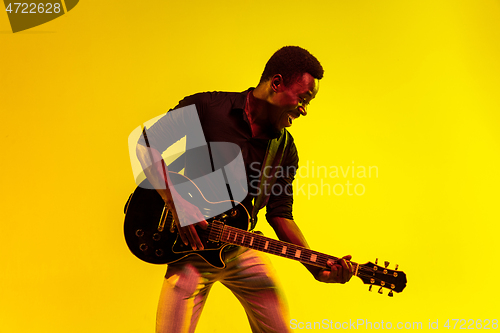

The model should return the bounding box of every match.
[270,74,284,92]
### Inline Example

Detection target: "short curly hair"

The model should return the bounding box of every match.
[259,46,324,86]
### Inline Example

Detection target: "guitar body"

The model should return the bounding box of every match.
[123,174,250,267]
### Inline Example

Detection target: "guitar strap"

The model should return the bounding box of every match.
[250,129,288,230]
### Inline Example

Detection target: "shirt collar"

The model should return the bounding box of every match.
[235,88,282,140]
[233,88,254,110]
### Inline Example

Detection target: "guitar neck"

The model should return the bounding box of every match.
[220,225,359,274]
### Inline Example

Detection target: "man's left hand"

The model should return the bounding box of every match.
[316,255,353,284]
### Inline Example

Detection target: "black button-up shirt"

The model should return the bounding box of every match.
[139,89,298,221]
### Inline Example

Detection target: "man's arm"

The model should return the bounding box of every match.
[268,216,352,283]
[136,143,208,250]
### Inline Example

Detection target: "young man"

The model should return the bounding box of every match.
[136,46,353,333]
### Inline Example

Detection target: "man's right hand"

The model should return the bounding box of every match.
[167,195,209,250]
[136,144,209,249]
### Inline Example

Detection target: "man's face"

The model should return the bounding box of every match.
[270,72,320,131]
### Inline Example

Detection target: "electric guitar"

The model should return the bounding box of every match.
[124,172,407,296]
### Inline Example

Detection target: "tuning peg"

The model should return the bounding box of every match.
[395,264,399,270]
[378,287,383,294]
[384,261,389,268]
[375,258,378,264]
[368,285,372,292]
[388,291,394,297]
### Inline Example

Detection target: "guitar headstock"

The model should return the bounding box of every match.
[355,258,407,296]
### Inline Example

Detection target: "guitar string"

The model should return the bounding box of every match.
[170,220,400,283]
[224,229,342,268]
[221,225,343,267]
[218,226,402,289]
[164,224,402,289]
[218,226,401,284]
[218,225,381,270]
[201,224,399,286]
[184,222,332,268]
[210,224,351,267]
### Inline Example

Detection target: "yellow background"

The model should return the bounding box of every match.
[1,0,499,331]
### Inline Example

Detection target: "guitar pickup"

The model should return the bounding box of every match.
[208,220,224,242]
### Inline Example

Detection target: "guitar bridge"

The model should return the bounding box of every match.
[208,220,224,242]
